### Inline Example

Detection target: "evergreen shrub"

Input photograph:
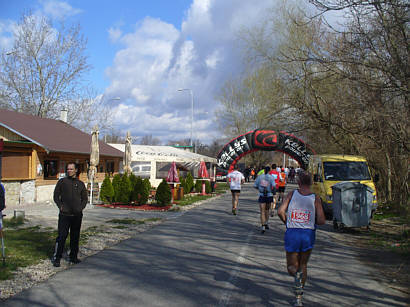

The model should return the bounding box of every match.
[112,174,122,202]
[205,180,211,194]
[180,177,187,195]
[143,178,151,192]
[195,179,202,193]
[186,173,194,194]
[100,175,114,203]
[118,173,132,204]
[155,179,171,206]
[133,176,149,205]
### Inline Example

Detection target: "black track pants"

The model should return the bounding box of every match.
[53,213,83,260]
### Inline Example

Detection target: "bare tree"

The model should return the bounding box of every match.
[139,134,161,145]
[0,13,94,123]
[246,0,409,208]
[103,128,125,144]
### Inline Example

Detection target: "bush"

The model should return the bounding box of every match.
[133,177,149,205]
[180,177,187,195]
[155,179,172,206]
[143,178,151,192]
[129,174,137,190]
[195,179,202,193]
[186,173,194,194]
[205,180,211,194]
[100,175,114,203]
[118,173,132,204]
[112,174,122,202]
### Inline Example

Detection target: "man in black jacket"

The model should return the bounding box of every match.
[52,162,88,267]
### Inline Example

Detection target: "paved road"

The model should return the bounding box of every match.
[3,184,408,306]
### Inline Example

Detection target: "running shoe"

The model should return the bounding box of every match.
[295,271,303,290]
[261,225,265,234]
[293,295,303,307]
[264,224,270,230]
[232,209,237,215]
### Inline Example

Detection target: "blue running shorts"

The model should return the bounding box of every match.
[284,228,316,252]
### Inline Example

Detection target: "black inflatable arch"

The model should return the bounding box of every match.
[216,129,315,170]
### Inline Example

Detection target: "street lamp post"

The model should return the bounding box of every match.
[177,88,194,151]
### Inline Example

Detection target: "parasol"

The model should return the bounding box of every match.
[167,161,180,183]
[123,131,132,174]
[166,161,179,204]
[89,125,99,206]
[198,161,209,178]
[198,160,209,195]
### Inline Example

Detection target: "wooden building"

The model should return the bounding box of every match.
[0,109,123,206]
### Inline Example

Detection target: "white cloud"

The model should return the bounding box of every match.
[40,0,82,20]
[105,0,277,144]
[0,20,17,51]
[108,27,122,43]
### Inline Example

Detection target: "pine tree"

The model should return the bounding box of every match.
[118,173,132,204]
[186,173,194,194]
[133,176,149,205]
[100,175,114,203]
[112,174,122,203]
[155,179,171,206]
[180,177,187,195]
[129,173,137,201]
[143,178,151,192]
[205,180,211,194]
[195,179,202,193]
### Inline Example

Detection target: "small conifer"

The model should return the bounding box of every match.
[155,179,172,206]
[100,175,114,203]
[112,174,122,202]
[133,176,149,205]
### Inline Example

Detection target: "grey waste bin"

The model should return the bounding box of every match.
[332,182,374,229]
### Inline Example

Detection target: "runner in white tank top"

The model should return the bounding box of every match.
[278,170,325,307]
[286,190,316,230]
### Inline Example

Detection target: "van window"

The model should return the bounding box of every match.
[323,162,371,180]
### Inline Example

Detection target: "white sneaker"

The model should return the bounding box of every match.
[293,296,303,307]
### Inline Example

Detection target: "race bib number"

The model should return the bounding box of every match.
[290,209,311,223]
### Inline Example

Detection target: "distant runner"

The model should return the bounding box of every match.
[254,166,276,234]
[269,164,280,216]
[226,164,245,215]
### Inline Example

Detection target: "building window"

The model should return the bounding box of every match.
[106,161,114,175]
[44,160,59,178]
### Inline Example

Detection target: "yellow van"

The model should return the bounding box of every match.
[308,155,378,217]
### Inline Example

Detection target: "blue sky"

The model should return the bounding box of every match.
[0,0,313,144]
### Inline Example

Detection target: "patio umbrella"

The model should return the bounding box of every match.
[89,125,99,206]
[166,161,179,183]
[198,161,209,179]
[166,161,179,204]
[123,131,132,175]
[198,161,209,195]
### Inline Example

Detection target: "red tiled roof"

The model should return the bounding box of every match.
[0,109,123,158]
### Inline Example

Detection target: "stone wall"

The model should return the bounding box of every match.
[36,185,56,203]
[3,180,36,207]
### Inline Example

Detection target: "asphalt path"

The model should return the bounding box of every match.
[4,183,408,306]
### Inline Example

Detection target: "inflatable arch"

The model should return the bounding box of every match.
[216,129,315,170]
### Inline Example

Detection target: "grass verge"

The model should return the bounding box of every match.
[0,219,110,280]
[176,194,213,206]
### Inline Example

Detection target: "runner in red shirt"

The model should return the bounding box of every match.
[268,163,280,216]
[278,168,287,204]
